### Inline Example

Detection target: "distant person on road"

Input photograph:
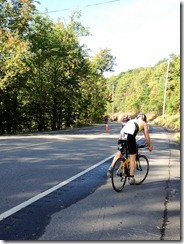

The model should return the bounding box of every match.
[107,113,153,184]
[104,115,108,124]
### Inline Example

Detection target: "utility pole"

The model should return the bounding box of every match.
[162,59,170,120]
[111,84,115,114]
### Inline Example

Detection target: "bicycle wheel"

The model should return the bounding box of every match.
[134,155,149,185]
[111,158,127,192]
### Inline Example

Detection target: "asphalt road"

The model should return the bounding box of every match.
[0,123,180,241]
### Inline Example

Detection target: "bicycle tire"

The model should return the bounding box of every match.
[111,158,127,192]
[134,155,149,185]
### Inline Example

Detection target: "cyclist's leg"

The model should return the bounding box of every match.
[129,154,136,175]
[127,134,137,185]
[107,151,122,177]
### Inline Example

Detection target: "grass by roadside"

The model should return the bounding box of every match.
[149,113,180,144]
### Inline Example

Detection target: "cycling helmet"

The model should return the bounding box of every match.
[137,113,147,122]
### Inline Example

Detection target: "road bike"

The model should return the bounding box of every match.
[111,139,149,192]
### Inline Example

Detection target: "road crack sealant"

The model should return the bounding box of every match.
[160,133,172,240]
[160,178,170,240]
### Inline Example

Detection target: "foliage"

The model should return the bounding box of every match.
[0,0,115,134]
[0,1,180,135]
[106,54,180,121]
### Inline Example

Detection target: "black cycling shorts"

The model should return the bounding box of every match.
[127,134,136,154]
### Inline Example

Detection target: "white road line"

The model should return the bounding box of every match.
[0,153,116,222]
[0,136,144,222]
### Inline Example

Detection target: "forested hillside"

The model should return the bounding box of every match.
[0,1,180,136]
[106,54,180,131]
[0,0,115,134]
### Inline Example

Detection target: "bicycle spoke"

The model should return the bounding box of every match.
[134,155,149,185]
[111,158,127,192]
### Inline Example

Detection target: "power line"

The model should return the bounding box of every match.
[84,0,120,7]
[40,0,120,14]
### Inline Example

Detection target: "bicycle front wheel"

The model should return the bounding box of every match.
[111,158,127,192]
[134,155,149,185]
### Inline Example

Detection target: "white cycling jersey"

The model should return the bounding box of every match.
[119,118,144,139]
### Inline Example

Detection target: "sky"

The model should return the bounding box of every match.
[35,0,180,77]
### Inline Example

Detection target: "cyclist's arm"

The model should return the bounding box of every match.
[143,122,153,151]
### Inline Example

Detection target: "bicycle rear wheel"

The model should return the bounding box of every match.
[134,155,149,185]
[111,158,127,192]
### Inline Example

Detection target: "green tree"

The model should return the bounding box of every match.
[166,54,180,114]
[0,0,37,36]
[106,54,180,119]
[92,48,116,75]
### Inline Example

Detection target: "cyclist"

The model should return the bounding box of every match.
[107,113,153,184]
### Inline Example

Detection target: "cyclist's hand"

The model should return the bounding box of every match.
[148,145,153,151]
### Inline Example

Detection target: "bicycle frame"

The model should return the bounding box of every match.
[111,140,149,192]
[117,140,130,176]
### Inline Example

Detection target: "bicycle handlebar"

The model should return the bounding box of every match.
[137,143,148,148]
[138,143,153,152]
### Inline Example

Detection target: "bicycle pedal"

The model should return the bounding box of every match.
[117,172,123,177]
